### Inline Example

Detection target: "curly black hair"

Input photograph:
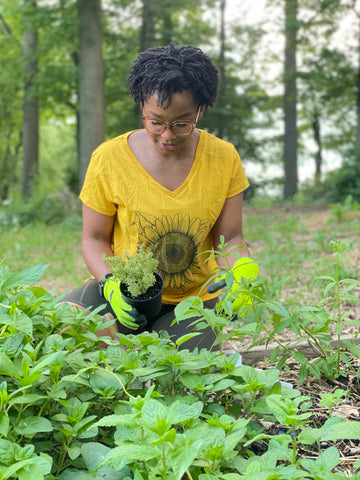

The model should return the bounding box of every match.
[128,44,218,108]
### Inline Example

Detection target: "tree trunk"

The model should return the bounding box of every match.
[136,0,157,125]
[355,14,360,163]
[77,0,105,191]
[283,0,298,199]
[217,0,226,139]
[22,0,39,198]
[140,0,157,52]
[312,113,322,184]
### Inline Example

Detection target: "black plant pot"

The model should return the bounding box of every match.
[120,272,164,322]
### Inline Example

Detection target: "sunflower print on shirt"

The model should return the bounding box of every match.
[134,211,212,291]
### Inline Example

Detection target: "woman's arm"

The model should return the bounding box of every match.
[81,203,116,281]
[210,192,250,269]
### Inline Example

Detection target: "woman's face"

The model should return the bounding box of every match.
[142,91,201,155]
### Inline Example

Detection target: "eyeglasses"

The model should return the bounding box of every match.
[142,107,201,136]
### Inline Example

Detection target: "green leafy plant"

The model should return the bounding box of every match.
[103,244,159,298]
[319,388,348,417]
[1,256,360,478]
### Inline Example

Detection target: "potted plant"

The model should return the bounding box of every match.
[103,244,163,321]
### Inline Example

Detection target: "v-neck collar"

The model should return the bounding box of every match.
[124,129,205,197]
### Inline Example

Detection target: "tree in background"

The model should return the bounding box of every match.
[283,0,298,198]
[0,8,22,200]
[2,0,360,204]
[217,0,226,139]
[77,0,105,191]
[22,0,39,198]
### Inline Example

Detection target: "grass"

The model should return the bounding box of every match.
[0,200,359,301]
[0,221,89,295]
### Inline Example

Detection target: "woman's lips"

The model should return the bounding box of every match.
[161,143,177,150]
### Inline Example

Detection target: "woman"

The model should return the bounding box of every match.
[62,44,251,350]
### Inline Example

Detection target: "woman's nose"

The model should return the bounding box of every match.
[160,125,176,139]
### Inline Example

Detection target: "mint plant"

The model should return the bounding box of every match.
[1,260,360,478]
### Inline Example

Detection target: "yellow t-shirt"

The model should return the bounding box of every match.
[80,129,249,304]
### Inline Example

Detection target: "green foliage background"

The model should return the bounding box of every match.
[1,0,360,202]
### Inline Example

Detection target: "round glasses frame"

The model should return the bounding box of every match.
[142,107,201,136]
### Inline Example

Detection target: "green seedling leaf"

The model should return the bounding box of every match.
[1,264,49,289]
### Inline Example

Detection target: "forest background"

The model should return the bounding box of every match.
[1,0,360,218]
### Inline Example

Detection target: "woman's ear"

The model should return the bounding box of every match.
[198,105,206,120]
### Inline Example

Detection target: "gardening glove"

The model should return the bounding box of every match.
[207,257,259,317]
[102,276,147,330]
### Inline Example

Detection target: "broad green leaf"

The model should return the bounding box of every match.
[58,470,98,480]
[28,351,62,374]
[0,353,16,376]
[151,426,176,446]
[89,369,126,392]
[1,455,52,479]
[300,446,340,473]
[14,416,53,435]
[219,474,243,479]
[2,332,25,356]
[67,444,81,460]
[0,312,33,337]
[0,415,9,437]
[9,394,47,407]
[223,427,248,455]
[171,438,203,480]
[321,419,360,441]
[298,427,321,445]
[1,264,49,289]
[169,400,203,423]
[174,297,203,321]
[199,475,221,480]
[94,413,137,428]
[128,366,168,380]
[104,444,160,466]
[141,399,168,427]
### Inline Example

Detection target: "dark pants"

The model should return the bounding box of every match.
[60,280,218,351]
